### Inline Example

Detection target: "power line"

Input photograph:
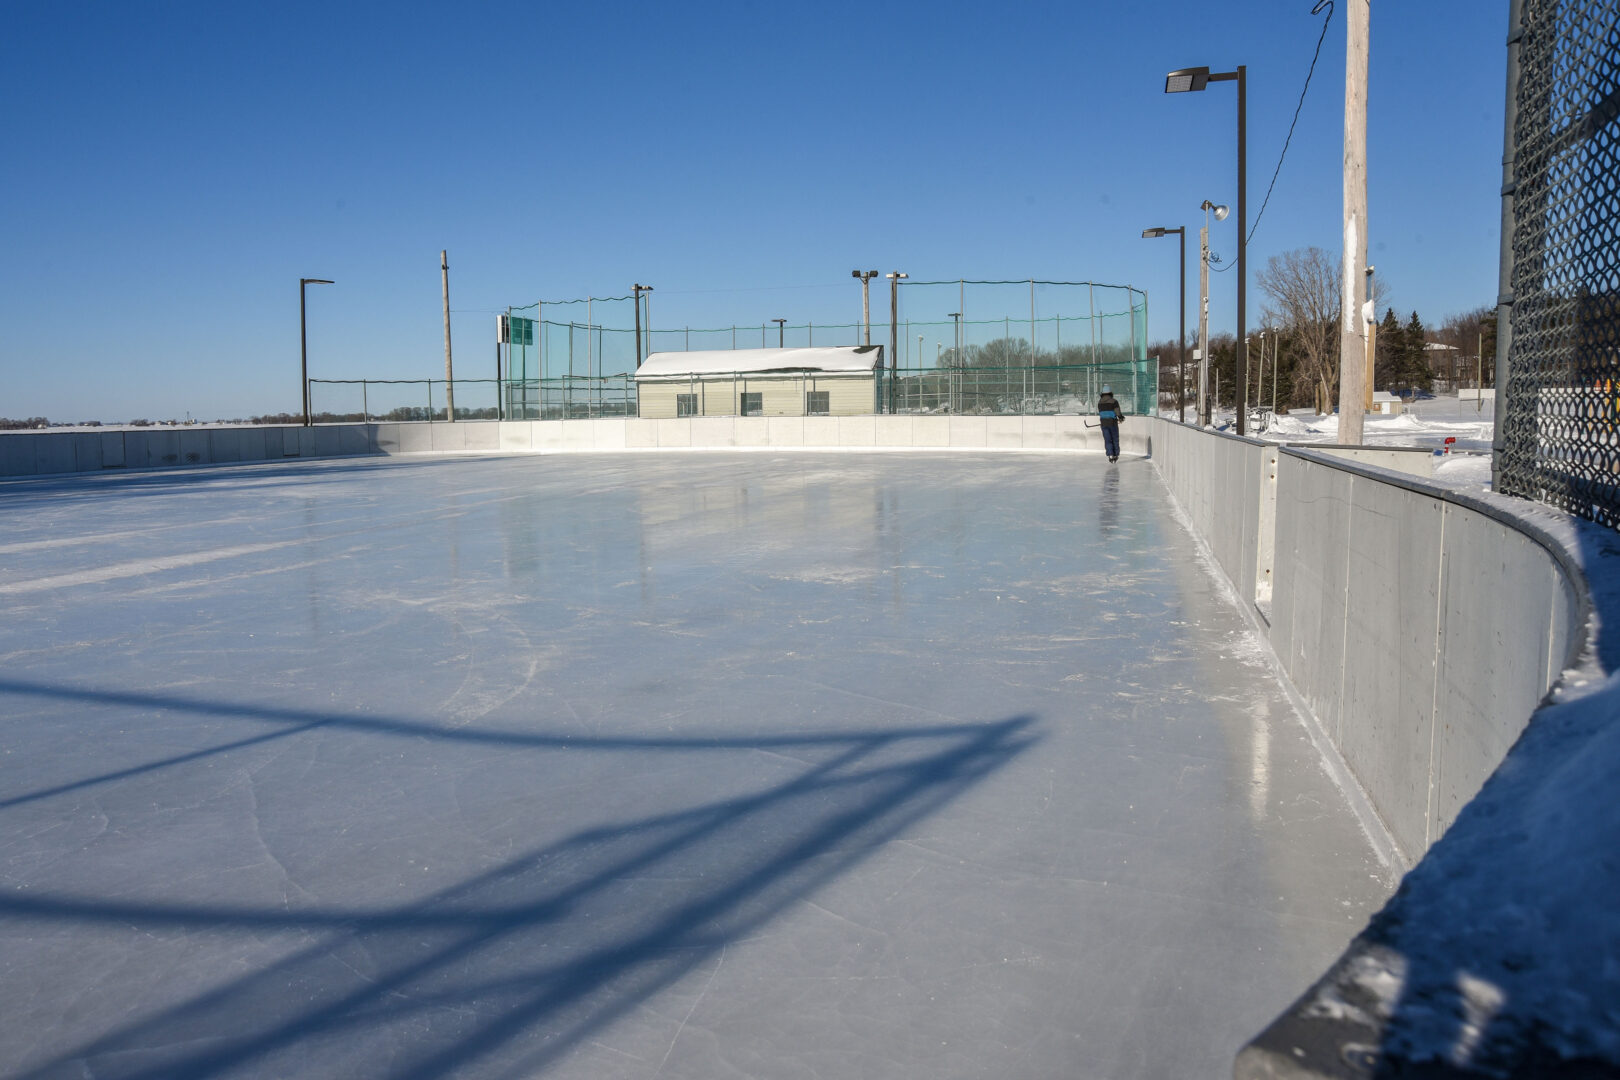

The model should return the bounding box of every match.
[1247,0,1337,245]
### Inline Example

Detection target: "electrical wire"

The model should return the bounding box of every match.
[1246,0,1337,245]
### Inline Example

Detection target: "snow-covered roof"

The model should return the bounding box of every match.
[636,346,882,379]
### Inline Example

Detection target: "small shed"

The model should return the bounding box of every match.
[1371,391,1405,416]
[636,346,883,418]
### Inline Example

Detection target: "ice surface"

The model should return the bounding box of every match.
[0,454,1391,1079]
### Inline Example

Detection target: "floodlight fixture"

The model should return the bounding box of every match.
[1142,227,1167,238]
[1164,67,1210,94]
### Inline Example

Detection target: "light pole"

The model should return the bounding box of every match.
[1141,225,1187,421]
[1271,328,1282,415]
[633,284,653,368]
[1255,329,1266,417]
[852,270,878,345]
[1167,64,1248,435]
[1196,201,1228,426]
[885,272,907,412]
[299,277,334,426]
[772,318,787,348]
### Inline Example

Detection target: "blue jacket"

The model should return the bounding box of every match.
[1097,393,1124,426]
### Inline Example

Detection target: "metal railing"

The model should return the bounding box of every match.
[305,378,633,422]
[308,361,1159,424]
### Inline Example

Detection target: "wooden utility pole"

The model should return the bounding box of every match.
[1338,0,1369,443]
[1198,225,1211,425]
[441,250,455,422]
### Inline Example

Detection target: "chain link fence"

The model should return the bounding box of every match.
[309,281,1148,423]
[1499,0,1620,529]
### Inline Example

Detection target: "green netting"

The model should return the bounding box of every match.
[485,280,1150,419]
[877,362,1156,417]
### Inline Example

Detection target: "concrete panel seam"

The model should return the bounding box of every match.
[1425,503,1450,850]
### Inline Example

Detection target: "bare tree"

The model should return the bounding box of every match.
[1257,247,1341,414]
[1435,306,1499,388]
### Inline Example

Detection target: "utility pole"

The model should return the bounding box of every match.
[1338,0,1370,443]
[852,270,878,345]
[441,251,455,422]
[772,318,787,347]
[1198,224,1211,426]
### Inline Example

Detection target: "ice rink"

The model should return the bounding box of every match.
[0,452,1391,1079]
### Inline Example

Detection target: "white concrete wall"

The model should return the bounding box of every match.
[0,425,379,477]
[2,414,1160,479]
[1145,416,1584,866]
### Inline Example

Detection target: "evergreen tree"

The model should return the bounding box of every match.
[1402,311,1433,393]
[1374,307,1402,391]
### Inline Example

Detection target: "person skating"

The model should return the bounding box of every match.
[1097,384,1124,462]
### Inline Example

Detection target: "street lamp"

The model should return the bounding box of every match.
[772,318,787,348]
[1142,225,1187,421]
[947,313,962,368]
[633,284,653,368]
[852,270,879,346]
[1167,62,1248,435]
[300,277,334,427]
[885,272,907,412]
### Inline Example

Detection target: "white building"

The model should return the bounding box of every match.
[635,346,883,419]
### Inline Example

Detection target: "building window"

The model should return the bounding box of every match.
[806,390,830,415]
[741,392,763,416]
[676,394,698,417]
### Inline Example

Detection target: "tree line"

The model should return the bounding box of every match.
[1152,246,1499,414]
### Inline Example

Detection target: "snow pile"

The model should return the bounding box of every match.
[1368,662,1620,1072]
[1264,413,1325,438]
[1433,454,1493,492]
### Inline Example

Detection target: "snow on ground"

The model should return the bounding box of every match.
[1215,393,1497,452]
[1163,392,1498,492]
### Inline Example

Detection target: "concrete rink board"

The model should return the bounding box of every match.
[0,454,1391,1079]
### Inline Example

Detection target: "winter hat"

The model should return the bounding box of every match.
[1101,384,1112,394]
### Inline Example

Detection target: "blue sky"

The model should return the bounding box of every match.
[1,1,1508,421]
